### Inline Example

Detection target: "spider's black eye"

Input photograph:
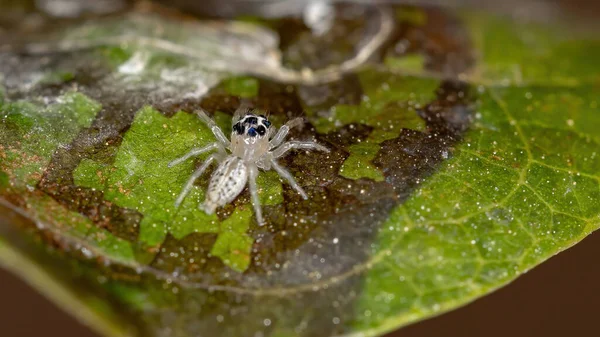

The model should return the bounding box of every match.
[256,125,266,136]
[233,123,244,135]
[262,119,271,128]
[247,127,257,137]
[246,117,258,125]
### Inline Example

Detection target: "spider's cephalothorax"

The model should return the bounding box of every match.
[168,107,329,225]
[230,113,272,161]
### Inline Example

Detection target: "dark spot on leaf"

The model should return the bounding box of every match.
[149,233,224,276]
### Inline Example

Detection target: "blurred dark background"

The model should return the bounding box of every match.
[2,229,599,337]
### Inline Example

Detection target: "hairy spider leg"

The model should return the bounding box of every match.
[232,100,253,121]
[195,109,230,147]
[269,117,304,149]
[267,125,277,139]
[271,141,329,159]
[248,165,264,225]
[174,154,219,207]
[167,142,219,168]
[270,160,308,200]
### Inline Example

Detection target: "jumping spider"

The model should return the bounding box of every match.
[168,106,329,225]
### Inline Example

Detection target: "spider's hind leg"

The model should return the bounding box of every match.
[174,154,217,208]
[248,165,265,226]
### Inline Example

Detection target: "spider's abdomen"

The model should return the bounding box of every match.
[203,156,248,213]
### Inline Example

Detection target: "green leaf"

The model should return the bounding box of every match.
[1,4,600,337]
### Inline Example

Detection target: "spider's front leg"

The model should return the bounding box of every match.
[247,165,265,226]
[271,141,329,159]
[195,108,231,148]
[167,142,219,168]
[269,117,304,149]
[232,99,253,121]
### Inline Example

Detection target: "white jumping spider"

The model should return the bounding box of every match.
[168,105,329,225]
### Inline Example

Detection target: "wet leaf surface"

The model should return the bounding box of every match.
[1,3,599,337]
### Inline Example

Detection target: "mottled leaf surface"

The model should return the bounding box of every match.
[0,4,599,337]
